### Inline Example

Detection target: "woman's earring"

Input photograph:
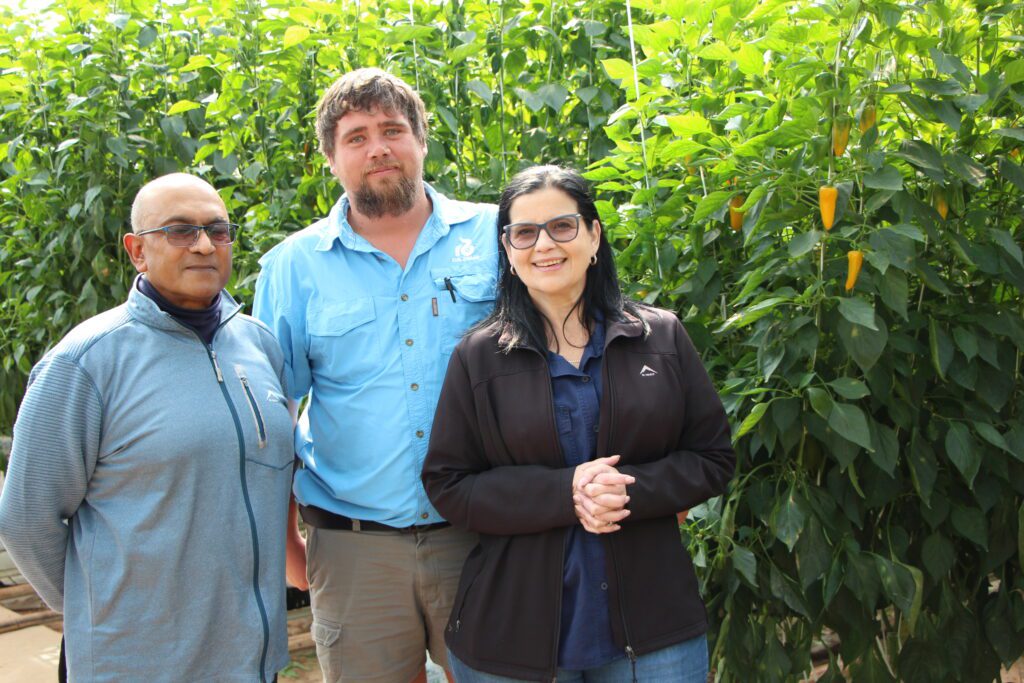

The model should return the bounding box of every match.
[589,254,597,266]
[510,264,517,275]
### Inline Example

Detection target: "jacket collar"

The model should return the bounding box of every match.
[498,309,645,353]
[126,274,241,339]
[603,312,646,348]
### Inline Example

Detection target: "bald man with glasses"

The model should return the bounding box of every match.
[0,173,294,682]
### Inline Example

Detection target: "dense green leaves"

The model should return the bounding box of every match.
[1,0,1022,681]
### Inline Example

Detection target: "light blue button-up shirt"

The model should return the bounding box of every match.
[253,184,498,526]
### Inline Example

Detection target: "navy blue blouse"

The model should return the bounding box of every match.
[548,319,624,670]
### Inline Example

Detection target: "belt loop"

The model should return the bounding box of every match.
[352,519,361,532]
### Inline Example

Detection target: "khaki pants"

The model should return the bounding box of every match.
[307,524,477,683]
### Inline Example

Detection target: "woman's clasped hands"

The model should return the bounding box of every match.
[571,454,635,534]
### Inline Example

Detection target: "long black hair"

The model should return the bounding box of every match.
[485,165,644,352]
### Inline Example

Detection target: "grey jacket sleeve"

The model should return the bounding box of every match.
[0,354,103,612]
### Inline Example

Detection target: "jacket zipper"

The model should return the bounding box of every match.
[154,304,271,681]
[235,365,268,449]
[203,342,271,683]
[602,356,638,683]
[541,352,567,682]
[451,567,481,634]
[549,531,567,683]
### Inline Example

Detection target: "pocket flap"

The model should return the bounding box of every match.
[311,620,341,647]
[308,297,376,336]
[431,268,496,303]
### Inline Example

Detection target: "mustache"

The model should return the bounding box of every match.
[364,162,401,176]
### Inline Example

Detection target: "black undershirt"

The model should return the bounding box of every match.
[137,276,221,345]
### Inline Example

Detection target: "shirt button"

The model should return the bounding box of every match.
[406,339,414,346]
[581,376,591,383]
[401,294,409,301]
[421,512,429,520]
[411,383,419,391]
[416,430,424,438]
[600,582,608,591]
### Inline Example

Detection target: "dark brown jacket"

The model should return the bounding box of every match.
[422,306,735,681]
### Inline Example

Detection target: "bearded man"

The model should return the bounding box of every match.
[253,69,498,683]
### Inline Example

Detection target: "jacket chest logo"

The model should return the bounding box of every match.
[639,364,658,377]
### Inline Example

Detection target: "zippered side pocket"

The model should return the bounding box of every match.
[235,365,267,449]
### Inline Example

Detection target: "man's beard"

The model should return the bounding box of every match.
[352,166,419,218]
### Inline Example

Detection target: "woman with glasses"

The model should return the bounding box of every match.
[422,165,735,682]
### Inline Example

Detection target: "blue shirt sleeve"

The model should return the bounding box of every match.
[253,250,312,400]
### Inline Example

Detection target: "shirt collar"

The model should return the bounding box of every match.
[547,311,607,376]
[315,182,478,252]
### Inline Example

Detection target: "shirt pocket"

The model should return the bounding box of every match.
[307,296,380,385]
[234,364,294,470]
[430,266,496,355]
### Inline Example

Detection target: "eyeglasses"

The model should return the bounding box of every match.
[503,213,581,249]
[134,222,239,247]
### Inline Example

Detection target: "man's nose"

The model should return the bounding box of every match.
[191,229,217,254]
[369,136,391,158]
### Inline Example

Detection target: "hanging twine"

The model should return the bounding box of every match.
[624,0,651,192]
[409,0,421,91]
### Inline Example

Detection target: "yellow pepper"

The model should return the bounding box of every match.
[832,117,852,156]
[819,185,838,231]
[859,104,876,134]
[933,189,949,220]
[846,250,864,291]
[729,195,745,231]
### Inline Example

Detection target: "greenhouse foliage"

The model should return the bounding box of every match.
[1,0,1023,680]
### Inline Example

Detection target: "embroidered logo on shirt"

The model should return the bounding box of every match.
[639,364,658,377]
[452,237,481,263]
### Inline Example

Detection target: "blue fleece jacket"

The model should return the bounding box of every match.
[0,279,293,682]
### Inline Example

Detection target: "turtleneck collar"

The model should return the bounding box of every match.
[136,276,222,345]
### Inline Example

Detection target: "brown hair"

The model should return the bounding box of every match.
[315,68,427,158]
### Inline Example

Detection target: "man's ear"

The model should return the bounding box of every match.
[123,233,148,273]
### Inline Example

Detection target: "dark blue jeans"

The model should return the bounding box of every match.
[448,634,708,682]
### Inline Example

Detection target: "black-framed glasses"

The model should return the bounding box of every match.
[503,213,581,249]
[134,222,239,247]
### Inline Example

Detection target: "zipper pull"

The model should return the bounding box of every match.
[210,349,223,383]
[625,645,637,682]
[444,277,457,303]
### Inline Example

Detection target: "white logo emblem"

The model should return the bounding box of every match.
[454,238,476,259]
[639,364,658,377]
